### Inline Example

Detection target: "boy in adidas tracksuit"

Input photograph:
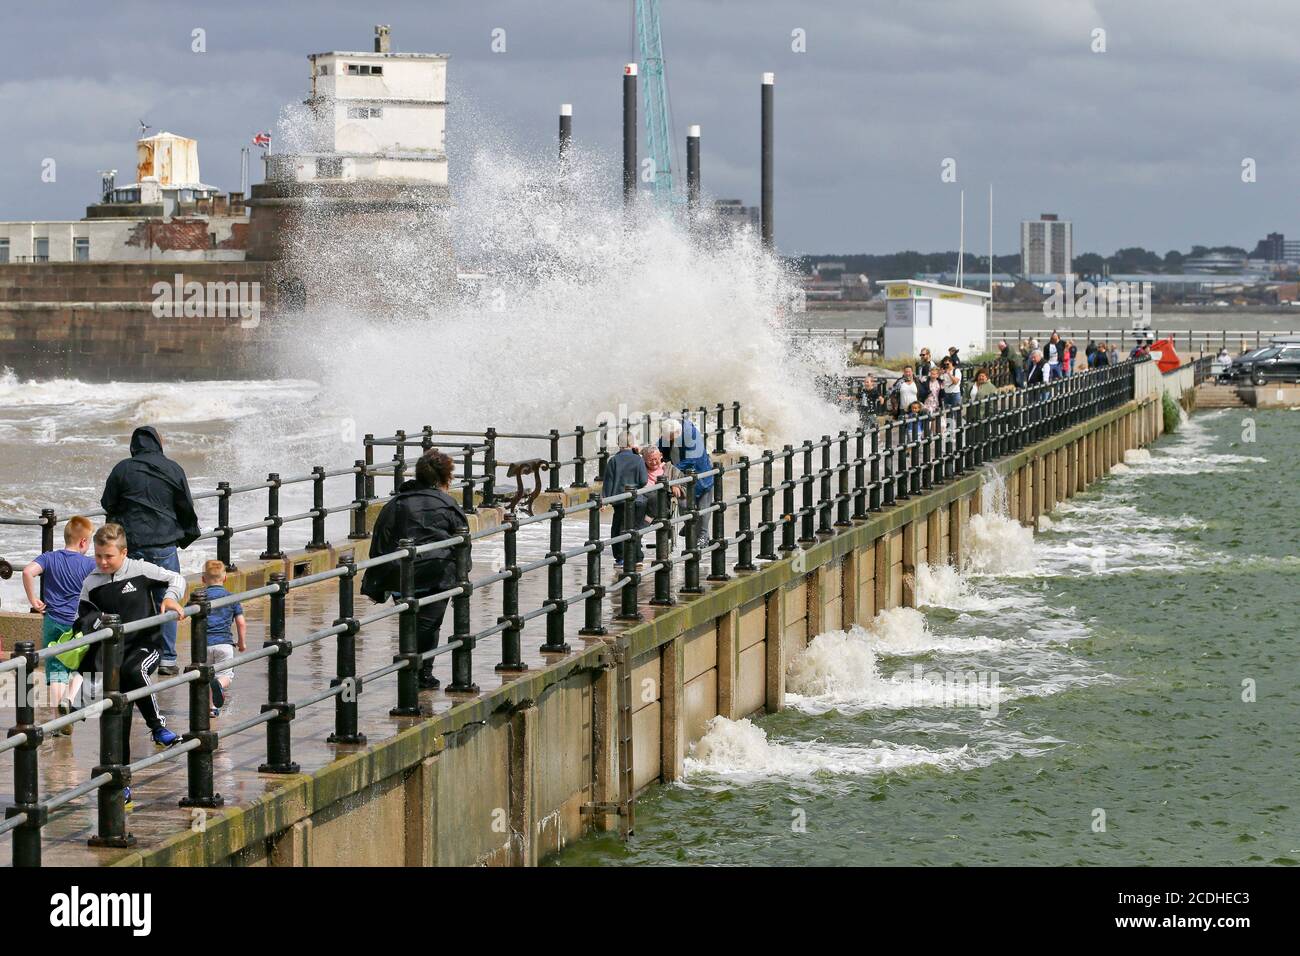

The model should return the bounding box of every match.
[76,523,188,761]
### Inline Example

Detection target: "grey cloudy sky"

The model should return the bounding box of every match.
[1,0,1296,256]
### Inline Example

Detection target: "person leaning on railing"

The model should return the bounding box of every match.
[858,374,886,422]
[1025,349,1050,390]
[360,449,465,691]
[888,366,920,419]
[602,431,649,568]
[972,368,998,401]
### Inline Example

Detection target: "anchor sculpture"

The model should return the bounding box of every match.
[503,459,550,517]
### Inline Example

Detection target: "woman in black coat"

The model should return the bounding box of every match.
[361,450,466,689]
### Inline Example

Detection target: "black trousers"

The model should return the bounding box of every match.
[119,643,164,764]
[610,498,648,563]
[417,599,448,658]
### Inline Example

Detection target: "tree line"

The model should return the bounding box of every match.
[791,245,1259,278]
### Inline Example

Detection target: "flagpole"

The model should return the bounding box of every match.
[958,189,965,288]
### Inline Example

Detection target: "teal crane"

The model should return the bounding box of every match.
[633,0,678,205]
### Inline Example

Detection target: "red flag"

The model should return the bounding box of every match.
[252,132,271,148]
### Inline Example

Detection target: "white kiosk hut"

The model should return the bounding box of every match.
[879,280,989,360]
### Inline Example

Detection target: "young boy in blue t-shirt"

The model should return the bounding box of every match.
[21,516,96,729]
[200,560,245,717]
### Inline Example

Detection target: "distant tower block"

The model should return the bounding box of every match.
[246,26,452,314]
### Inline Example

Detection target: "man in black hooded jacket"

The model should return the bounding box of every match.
[101,426,200,674]
[361,450,466,690]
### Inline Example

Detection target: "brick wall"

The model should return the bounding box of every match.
[0,261,279,380]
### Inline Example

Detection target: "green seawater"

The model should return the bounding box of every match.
[553,408,1300,866]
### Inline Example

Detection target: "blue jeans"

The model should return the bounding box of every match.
[131,544,180,663]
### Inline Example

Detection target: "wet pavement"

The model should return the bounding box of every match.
[1,475,756,865]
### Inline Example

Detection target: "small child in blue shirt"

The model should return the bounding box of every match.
[200,560,245,717]
[21,516,96,727]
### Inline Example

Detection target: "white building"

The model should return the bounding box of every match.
[264,26,448,188]
[1021,213,1073,275]
[879,280,989,360]
[0,132,247,263]
[246,26,455,309]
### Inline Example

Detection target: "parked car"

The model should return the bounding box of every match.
[1219,347,1275,382]
[1223,345,1300,385]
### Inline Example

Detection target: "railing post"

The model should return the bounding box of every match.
[38,508,55,605]
[543,502,572,650]
[799,440,816,543]
[835,431,852,526]
[852,429,868,520]
[393,431,407,493]
[349,460,370,540]
[735,456,757,572]
[497,518,526,671]
[616,487,642,620]
[364,434,376,499]
[779,445,796,552]
[421,425,433,452]
[447,528,479,693]
[328,555,366,745]
[571,425,588,488]
[650,477,676,604]
[596,421,610,483]
[580,498,608,635]
[707,473,729,582]
[758,451,777,561]
[883,424,897,507]
[39,508,55,558]
[88,614,134,849]
[260,473,284,561]
[732,401,742,438]
[308,466,329,551]
[7,641,45,866]
[483,427,498,505]
[817,436,834,534]
[259,572,299,773]
[548,429,562,492]
[461,445,477,514]
[390,539,421,717]
[680,471,704,594]
[180,586,222,809]
[869,426,882,512]
[216,482,235,569]
[919,416,933,491]
[714,402,726,454]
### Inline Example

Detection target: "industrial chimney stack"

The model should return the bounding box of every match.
[375,24,391,53]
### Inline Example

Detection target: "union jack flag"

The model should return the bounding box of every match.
[252,131,271,148]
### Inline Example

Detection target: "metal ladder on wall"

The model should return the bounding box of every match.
[616,640,636,837]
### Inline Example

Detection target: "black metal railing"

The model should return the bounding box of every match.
[0,366,1143,865]
[364,402,742,505]
[0,404,746,582]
